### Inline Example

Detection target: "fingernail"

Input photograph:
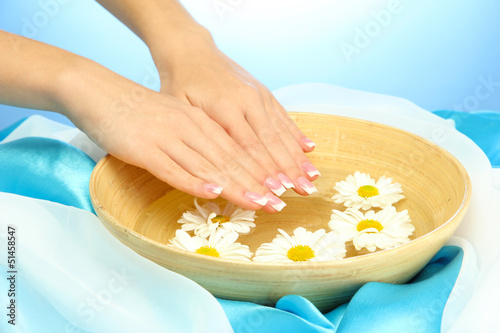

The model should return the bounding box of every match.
[302,137,317,148]
[265,193,287,212]
[203,183,223,195]
[277,173,295,189]
[265,177,286,196]
[302,162,321,178]
[297,177,318,195]
[245,191,269,206]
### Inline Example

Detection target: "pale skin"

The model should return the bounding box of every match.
[0,0,320,212]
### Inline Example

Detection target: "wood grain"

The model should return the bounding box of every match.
[89,113,471,312]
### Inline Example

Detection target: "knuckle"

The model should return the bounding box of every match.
[258,127,281,146]
[270,115,289,134]
[156,160,176,181]
[188,106,205,116]
[214,173,231,188]
[227,139,245,154]
[282,165,301,178]
[221,154,242,176]
[241,138,263,155]
[226,139,249,161]
[159,110,189,130]
[196,160,215,178]
[204,166,231,188]
[238,84,261,100]
[212,98,238,114]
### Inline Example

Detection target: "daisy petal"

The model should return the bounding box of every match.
[254,227,346,263]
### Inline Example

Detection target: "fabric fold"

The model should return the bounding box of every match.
[218,247,463,333]
[0,137,96,212]
[0,193,233,333]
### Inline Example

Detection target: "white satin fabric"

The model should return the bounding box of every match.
[0,194,233,333]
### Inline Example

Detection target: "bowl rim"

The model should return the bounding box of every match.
[89,113,472,268]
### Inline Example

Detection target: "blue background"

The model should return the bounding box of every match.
[0,0,499,129]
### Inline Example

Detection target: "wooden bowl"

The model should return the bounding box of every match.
[89,113,471,312]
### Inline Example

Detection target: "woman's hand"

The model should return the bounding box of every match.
[155,34,320,196]
[56,56,286,212]
[0,28,286,212]
[95,0,321,197]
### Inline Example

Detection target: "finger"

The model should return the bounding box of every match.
[172,115,267,193]
[163,92,289,197]
[184,108,287,196]
[160,139,286,212]
[135,146,222,200]
[271,96,317,152]
[244,106,318,196]
[266,106,321,181]
[218,111,287,186]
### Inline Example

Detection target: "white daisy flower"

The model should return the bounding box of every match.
[178,199,256,238]
[253,227,346,263]
[332,171,404,210]
[329,207,414,252]
[169,229,252,261]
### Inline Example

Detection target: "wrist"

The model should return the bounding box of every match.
[52,56,95,120]
[53,56,131,130]
[147,24,216,76]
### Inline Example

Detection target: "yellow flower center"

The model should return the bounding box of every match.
[357,219,384,233]
[211,214,230,224]
[287,245,315,262]
[195,246,220,257]
[357,185,379,198]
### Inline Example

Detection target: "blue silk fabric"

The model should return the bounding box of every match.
[0,136,96,212]
[1,111,498,332]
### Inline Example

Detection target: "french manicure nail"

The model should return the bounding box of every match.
[297,177,318,195]
[277,173,295,189]
[245,191,269,206]
[265,177,286,196]
[302,137,317,148]
[203,183,223,195]
[302,162,321,178]
[265,193,287,212]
